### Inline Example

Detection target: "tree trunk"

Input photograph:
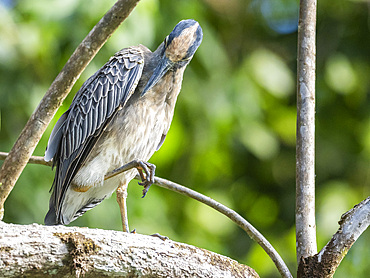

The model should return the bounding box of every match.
[0,222,259,278]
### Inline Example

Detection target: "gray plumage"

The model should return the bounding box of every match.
[45,19,203,226]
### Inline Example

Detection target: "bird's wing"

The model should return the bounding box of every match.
[156,134,167,151]
[46,47,144,221]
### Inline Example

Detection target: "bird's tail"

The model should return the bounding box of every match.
[44,204,58,225]
[44,196,105,225]
[45,176,122,225]
[45,182,116,225]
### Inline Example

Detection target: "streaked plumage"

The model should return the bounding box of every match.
[44,19,203,229]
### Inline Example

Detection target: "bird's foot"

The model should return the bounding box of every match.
[135,161,156,197]
[150,233,169,241]
[128,229,168,241]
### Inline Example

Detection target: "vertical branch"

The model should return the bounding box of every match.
[0,0,140,220]
[296,0,317,263]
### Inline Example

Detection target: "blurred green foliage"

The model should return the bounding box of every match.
[0,0,369,277]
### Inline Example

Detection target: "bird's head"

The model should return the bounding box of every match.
[142,19,203,96]
[164,19,203,63]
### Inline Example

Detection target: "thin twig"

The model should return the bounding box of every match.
[0,0,141,220]
[296,0,317,262]
[153,177,293,278]
[0,152,293,278]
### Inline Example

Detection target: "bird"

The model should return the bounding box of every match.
[44,19,203,232]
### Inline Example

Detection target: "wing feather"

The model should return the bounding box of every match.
[46,46,144,224]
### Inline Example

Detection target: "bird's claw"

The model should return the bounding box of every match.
[129,229,168,241]
[135,161,156,197]
[150,233,169,241]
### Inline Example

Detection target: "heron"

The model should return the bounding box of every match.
[44,19,203,232]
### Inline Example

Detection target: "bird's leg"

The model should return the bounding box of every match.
[116,183,129,232]
[105,160,156,198]
[134,161,156,198]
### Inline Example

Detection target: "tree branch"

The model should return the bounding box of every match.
[0,152,293,278]
[296,0,317,262]
[0,222,259,278]
[0,152,52,167]
[297,197,370,278]
[0,0,140,220]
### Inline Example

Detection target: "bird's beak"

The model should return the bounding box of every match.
[141,55,174,96]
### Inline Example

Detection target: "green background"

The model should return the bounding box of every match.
[0,0,369,277]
